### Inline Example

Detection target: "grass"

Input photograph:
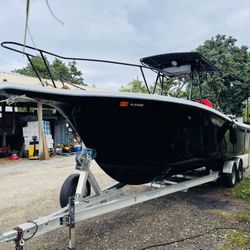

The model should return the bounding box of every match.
[235,214,250,223]
[210,209,235,220]
[232,177,250,201]
[218,173,250,249]
[210,209,250,223]
[221,231,250,250]
[210,210,250,249]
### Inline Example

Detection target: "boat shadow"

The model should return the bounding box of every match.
[157,179,240,212]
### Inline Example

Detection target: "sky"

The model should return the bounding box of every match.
[1,0,250,90]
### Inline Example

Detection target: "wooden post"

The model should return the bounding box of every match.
[37,102,49,160]
[37,102,44,160]
[1,103,6,147]
[12,104,16,134]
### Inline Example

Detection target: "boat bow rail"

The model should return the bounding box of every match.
[1,41,153,94]
[1,41,221,98]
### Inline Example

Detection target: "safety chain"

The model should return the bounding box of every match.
[14,227,24,250]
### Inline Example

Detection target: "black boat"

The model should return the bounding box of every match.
[0,42,249,185]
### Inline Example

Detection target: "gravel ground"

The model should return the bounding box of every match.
[0,156,249,250]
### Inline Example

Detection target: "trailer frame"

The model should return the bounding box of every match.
[0,149,246,249]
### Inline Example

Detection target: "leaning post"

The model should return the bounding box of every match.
[37,102,44,160]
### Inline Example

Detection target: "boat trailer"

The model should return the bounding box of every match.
[0,148,245,249]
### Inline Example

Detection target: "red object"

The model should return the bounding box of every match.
[195,99,213,108]
[119,101,129,107]
[9,155,19,160]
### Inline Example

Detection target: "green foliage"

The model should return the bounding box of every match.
[210,210,250,223]
[243,99,250,123]
[210,209,235,220]
[52,58,69,81]
[232,177,250,201]
[121,35,250,115]
[120,77,187,97]
[14,56,84,84]
[152,78,187,97]
[68,60,84,84]
[235,214,250,223]
[221,231,250,250]
[15,56,50,79]
[120,78,148,93]
[196,34,250,116]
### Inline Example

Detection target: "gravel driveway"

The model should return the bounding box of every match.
[0,156,249,250]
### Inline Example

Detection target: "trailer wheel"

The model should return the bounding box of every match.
[59,174,91,208]
[223,163,237,188]
[236,161,244,182]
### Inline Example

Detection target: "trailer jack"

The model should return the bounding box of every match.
[67,197,76,250]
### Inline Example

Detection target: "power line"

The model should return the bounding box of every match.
[138,227,250,250]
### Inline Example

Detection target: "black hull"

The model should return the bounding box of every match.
[65,96,249,184]
[0,85,249,184]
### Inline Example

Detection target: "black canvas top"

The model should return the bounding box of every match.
[140,52,220,74]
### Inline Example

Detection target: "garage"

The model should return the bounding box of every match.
[0,72,76,158]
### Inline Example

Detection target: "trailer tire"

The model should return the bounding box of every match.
[59,174,91,208]
[223,163,237,188]
[236,161,244,182]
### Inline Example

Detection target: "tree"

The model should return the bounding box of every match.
[153,78,187,98]
[120,77,187,97]
[15,56,51,79]
[14,56,85,84]
[121,35,250,117]
[52,58,69,81]
[68,60,84,84]
[243,99,250,123]
[120,78,148,93]
[196,34,250,116]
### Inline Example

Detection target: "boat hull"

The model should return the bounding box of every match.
[0,85,249,184]
[63,96,249,184]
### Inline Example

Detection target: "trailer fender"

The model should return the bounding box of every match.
[233,157,243,170]
[222,160,236,174]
